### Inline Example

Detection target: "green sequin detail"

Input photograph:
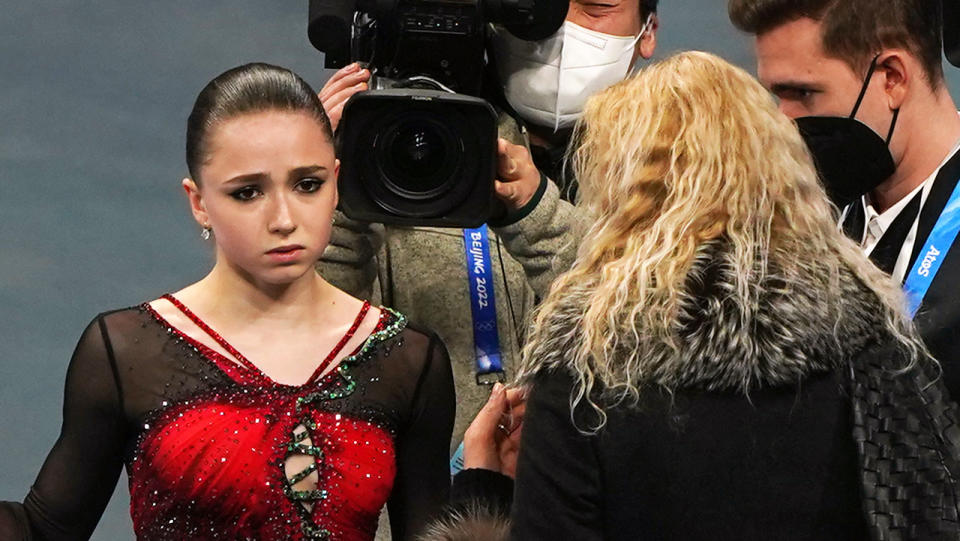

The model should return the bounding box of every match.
[286,461,318,485]
[285,487,329,501]
[296,308,407,412]
[276,308,406,540]
[302,523,331,540]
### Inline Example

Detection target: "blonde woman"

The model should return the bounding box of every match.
[429,51,960,541]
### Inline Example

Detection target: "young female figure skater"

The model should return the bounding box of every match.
[0,63,455,541]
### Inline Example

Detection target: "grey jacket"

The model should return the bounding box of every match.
[318,179,587,449]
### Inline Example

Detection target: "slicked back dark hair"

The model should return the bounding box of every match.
[728,0,944,85]
[186,62,333,182]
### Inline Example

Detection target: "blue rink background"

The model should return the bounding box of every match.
[1,2,958,539]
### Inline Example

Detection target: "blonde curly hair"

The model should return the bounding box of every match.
[516,51,925,428]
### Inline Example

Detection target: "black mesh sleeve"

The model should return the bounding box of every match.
[387,332,456,540]
[0,315,127,540]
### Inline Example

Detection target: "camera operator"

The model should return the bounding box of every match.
[728,0,960,397]
[318,0,660,451]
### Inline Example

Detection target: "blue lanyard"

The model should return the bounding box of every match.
[463,225,505,383]
[903,177,960,318]
[451,226,505,475]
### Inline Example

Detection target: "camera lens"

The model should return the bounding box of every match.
[390,124,446,190]
[378,116,459,198]
[347,93,493,222]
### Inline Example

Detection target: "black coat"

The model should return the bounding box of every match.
[510,367,867,540]
[430,241,960,541]
[440,346,960,540]
[842,147,960,397]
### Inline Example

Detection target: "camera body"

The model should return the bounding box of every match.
[946,0,960,67]
[360,1,488,95]
[309,0,566,227]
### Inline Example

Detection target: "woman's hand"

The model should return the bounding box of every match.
[463,382,527,479]
[318,63,371,131]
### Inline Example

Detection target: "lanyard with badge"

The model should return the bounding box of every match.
[462,224,506,384]
[451,224,506,474]
[902,176,960,317]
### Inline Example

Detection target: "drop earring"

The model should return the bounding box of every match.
[201,226,212,241]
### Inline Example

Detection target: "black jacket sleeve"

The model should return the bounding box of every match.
[509,370,604,540]
[0,316,126,540]
[450,468,514,516]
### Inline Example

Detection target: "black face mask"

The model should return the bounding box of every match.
[796,56,899,208]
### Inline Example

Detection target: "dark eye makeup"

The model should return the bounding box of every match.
[295,177,325,193]
[225,172,326,201]
[229,186,262,201]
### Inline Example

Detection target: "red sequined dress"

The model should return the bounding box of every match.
[0,297,455,540]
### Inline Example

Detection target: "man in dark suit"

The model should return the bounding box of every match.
[729,0,960,396]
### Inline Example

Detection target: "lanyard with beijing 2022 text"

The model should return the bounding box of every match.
[451,225,506,475]
[462,225,505,384]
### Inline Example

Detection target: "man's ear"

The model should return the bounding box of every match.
[182,177,210,228]
[876,50,910,110]
[637,13,658,60]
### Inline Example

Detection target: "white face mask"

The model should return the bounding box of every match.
[491,16,653,132]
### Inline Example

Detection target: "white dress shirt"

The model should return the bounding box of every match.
[856,136,960,283]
